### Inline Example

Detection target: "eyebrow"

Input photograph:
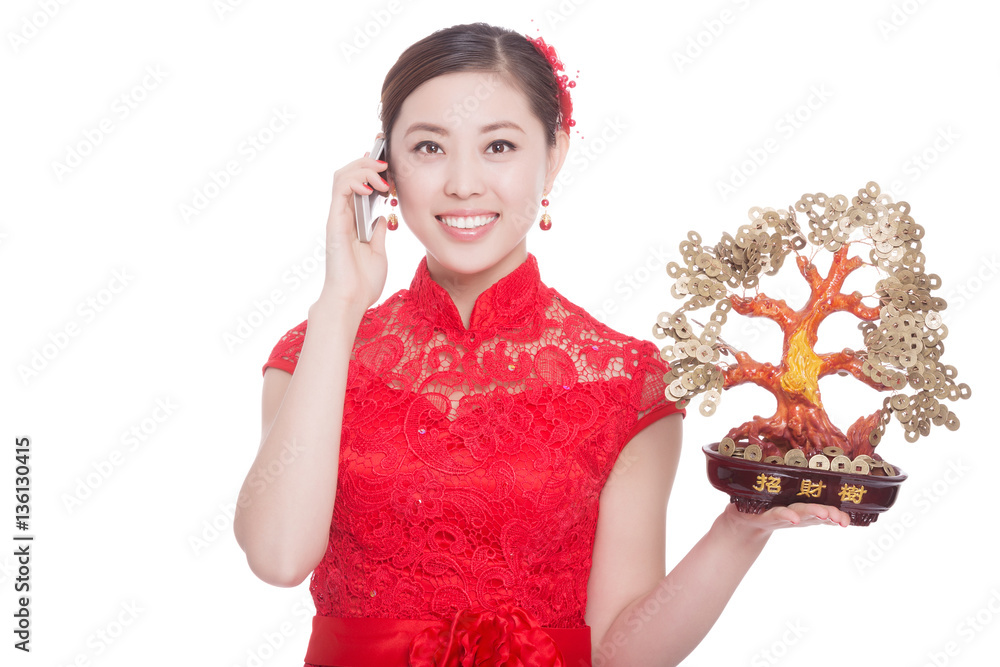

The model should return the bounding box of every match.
[403,121,525,137]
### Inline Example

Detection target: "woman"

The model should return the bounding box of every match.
[233,22,850,667]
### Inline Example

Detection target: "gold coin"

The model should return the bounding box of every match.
[851,458,871,475]
[945,413,960,431]
[744,445,762,462]
[720,438,736,456]
[890,394,909,410]
[822,446,844,458]
[830,455,852,473]
[763,456,784,465]
[732,447,746,459]
[784,449,808,467]
[808,455,831,470]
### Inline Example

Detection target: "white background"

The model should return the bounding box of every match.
[2,1,996,665]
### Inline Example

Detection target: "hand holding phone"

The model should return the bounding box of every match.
[313,134,391,316]
[354,136,388,243]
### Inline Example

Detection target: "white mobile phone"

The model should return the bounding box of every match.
[354,136,387,243]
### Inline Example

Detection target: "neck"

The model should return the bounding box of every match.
[425,245,529,330]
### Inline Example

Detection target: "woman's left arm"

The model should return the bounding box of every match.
[585,414,850,667]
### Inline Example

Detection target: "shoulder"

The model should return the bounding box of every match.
[259,290,409,376]
[540,284,666,376]
[539,283,686,427]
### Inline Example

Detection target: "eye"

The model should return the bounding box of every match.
[414,141,442,154]
[488,140,516,154]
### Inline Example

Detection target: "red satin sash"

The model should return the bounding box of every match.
[304,615,592,666]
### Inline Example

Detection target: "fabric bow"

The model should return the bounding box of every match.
[408,604,565,667]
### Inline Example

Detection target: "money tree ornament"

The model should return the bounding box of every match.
[654,182,970,525]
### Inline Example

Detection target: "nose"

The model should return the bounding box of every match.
[443,148,485,199]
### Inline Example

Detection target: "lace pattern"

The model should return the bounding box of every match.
[262,253,683,634]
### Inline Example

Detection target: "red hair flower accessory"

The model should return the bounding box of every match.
[525,33,578,135]
[408,604,565,667]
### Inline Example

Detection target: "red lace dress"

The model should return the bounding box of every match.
[262,253,684,667]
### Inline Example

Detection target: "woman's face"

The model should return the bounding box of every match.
[388,70,568,284]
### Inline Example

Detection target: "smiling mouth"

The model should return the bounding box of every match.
[436,214,499,229]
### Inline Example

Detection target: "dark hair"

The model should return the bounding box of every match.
[379,22,562,164]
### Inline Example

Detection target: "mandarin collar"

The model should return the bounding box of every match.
[409,253,543,337]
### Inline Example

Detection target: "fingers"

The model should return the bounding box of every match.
[354,155,391,193]
[350,180,375,197]
[370,215,388,253]
[366,167,391,193]
[788,503,851,527]
[759,503,850,529]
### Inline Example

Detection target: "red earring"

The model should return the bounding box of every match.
[539,193,552,231]
[387,189,398,231]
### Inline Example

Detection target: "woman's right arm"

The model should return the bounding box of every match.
[233,302,363,587]
[233,136,392,587]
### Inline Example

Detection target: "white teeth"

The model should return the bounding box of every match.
[438,214,497,229]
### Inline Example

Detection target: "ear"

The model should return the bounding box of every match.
[543,129,571,193]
